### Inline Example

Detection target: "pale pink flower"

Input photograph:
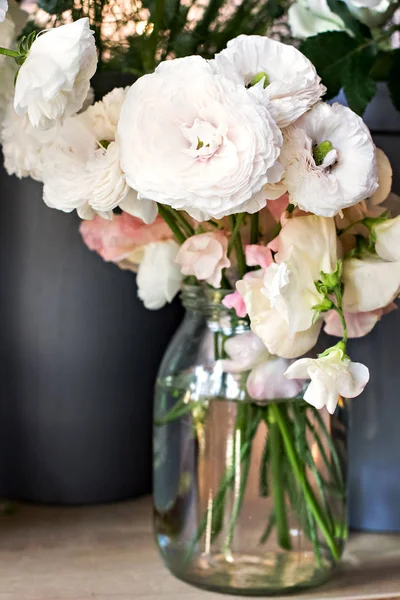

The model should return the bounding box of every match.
[221,331,304,401]
[245,245,273,269]
[175,231,231,288]
[79,212,172,267]
[324,303,397,338]
[222,290,247,317]
[267,193,290,223]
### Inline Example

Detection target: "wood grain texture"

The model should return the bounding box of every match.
[0,497,398,600]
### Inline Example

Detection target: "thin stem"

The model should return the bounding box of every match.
[228,215,246,279]
[269,403,341,562]
[214,332,220,360]
[148,0,165,71]
[0,47,19,58]
[174,211,195,237]
[250,213,259,245]
[157,204,186,244]
[269,410,291,550]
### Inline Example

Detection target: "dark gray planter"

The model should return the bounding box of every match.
[0,74,184,504]
[335,85,400,532]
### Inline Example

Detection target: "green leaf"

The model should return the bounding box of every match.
[327,0,371,40]
[342,45,377,115]
[300,31,359,98]
[388,49,400,111]
[370,50,393,82]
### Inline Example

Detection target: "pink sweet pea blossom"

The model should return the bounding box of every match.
[222,290,247,317]
[79,212,172,266]
[245,244,273,269]
[175,231,231,288]
[324,304,397,338]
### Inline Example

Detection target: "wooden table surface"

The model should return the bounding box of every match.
[0,496,399,600]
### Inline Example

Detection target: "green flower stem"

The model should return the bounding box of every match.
[223,404,254,554]
[268,409,291,550]
[0,47,19,58]
[250,213,259,245]
[174,211,195,237]
[157,204,186,244]
[269,403,341,562]
[228,215,246,278]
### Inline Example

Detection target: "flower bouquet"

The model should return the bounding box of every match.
[1,15,400,595]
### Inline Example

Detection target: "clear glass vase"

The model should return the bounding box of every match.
[153,285,348,596]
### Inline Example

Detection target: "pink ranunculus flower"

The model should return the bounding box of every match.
[175,231,231,288]
[222,290,247,318]
[79,212,172,269]
[324,303,397,339]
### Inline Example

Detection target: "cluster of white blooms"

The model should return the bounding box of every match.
[2,23,394,413]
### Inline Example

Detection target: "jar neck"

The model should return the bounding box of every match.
[181,284,249,335]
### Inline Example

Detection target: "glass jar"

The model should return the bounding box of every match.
[153,285,348,596]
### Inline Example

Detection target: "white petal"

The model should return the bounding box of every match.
[374,216,400,262]
[343,256,400,312]
[247,358,304,400]
[137,240,183,310]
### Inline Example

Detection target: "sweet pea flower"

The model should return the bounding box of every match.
[0,0,8,22]
[221,331,304,400]
[222,290,247,318]
[285,346,370,414]
[14,19,97,130]
[370,148,393,206]
[324,303,396,338]
[245,245,273,269]
[118,55,283,221]
[280,102,378,217]
[374,216,400,262]
[212,34,325,128]
[237,216,337,359]
[79,212,172,271]
[342,256,400,312]
[175,231,231,288]
[137,240,183,310]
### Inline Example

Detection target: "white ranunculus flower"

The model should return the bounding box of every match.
[346,0,396,27]
[281,102,378,217]
[1,105,63,180]
[0,12,18,127]
[289,0,394,36]
[14,18,97,130]
[41,89,157,224]
[137,240,183,310]
[285,347,370,414]
[118,55,283,222]
[342,255,400,312]
[288,0,345,39]
[373,217,400,262]
[0,0,8,21]
[212,34,326,128]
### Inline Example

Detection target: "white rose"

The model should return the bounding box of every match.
[41,89,157,224]
[0,0,8,21]
[212,34,326,128]
[285,347,370,414]
[14,18,97,130]
[342,255,400,312]
[280,102,378,217]
[137,240,183,310]
[373,217,400,262]
[118,55,283,222]
[288,0,345,39]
